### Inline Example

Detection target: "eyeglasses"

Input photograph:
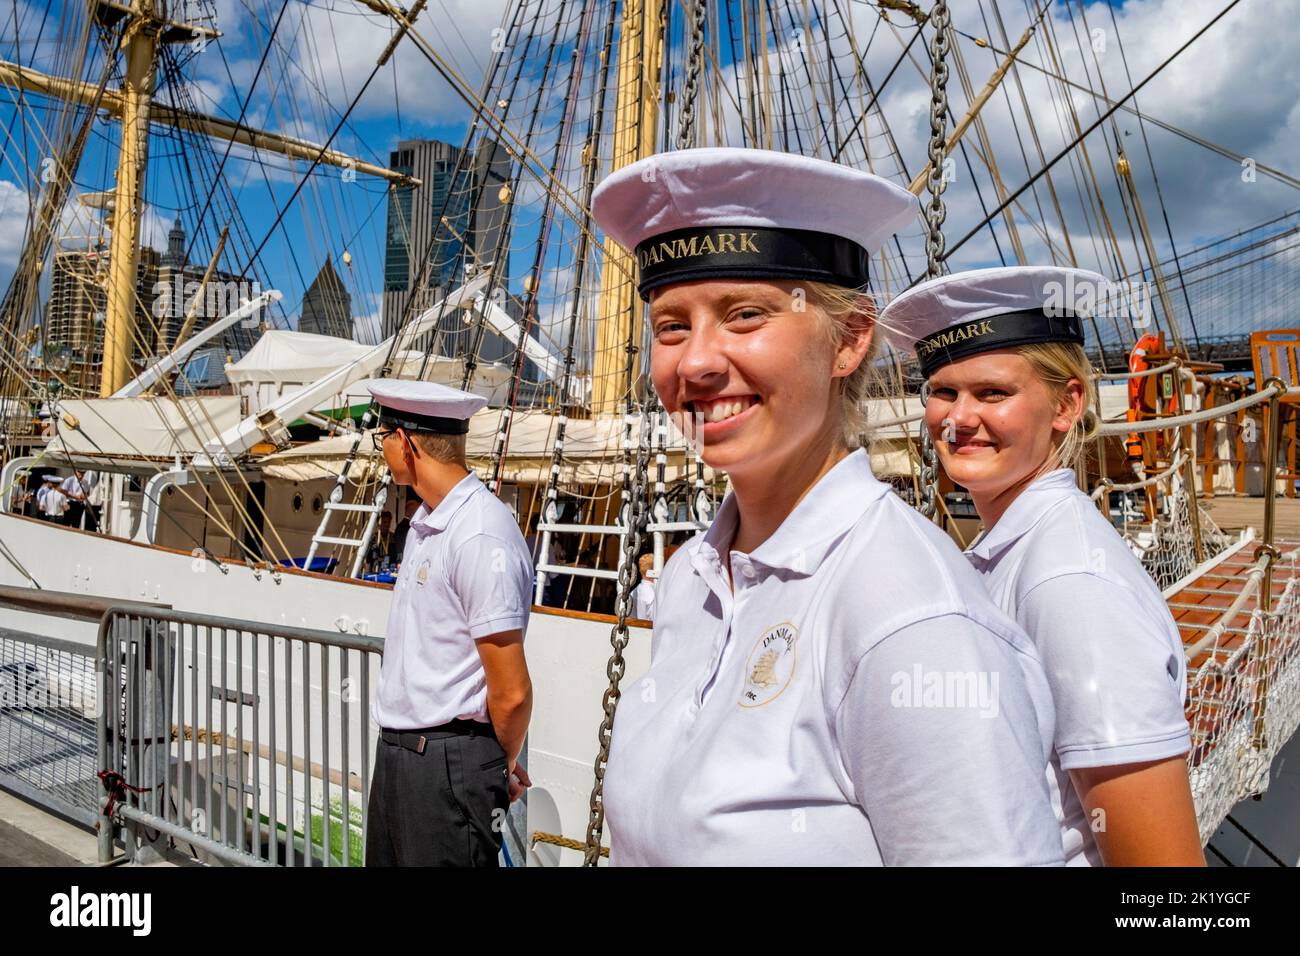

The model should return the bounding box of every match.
[370,427,396,451]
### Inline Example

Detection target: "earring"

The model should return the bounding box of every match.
[837,361,847,369]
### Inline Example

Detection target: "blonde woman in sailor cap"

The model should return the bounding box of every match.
[881,265,1204,866]
[590,148,1065,866]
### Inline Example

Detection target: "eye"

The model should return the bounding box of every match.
[980,388,1010,401]
[653,319,688,342]
[727,307,766,325]
[929,386,957,401]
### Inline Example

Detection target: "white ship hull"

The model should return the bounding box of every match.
[0,511,650,866]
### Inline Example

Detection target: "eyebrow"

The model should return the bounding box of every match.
[650,283,786,318]
[932,379,1016,390]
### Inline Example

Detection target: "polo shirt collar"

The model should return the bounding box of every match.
[966,467,1077,562]
[411,471,480,536]
[691,448,893,579]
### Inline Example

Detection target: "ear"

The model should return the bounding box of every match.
[832,302,876,379]
[396,427,419,462]
[1052,378,1086,435]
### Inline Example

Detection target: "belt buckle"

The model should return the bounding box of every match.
[414,735,427,755]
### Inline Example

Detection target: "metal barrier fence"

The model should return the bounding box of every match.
[0,585,170,839]
[0,627,100,829]
[96,606,384,866]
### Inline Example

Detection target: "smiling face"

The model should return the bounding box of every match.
[648,278,870,483]
[924,349,1082,508]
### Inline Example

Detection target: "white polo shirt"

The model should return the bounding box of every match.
[964,468,1192,866]
[633,578,656,620]
[373,472,534,730]
[41,487,68,517]
[603,449,1064,866]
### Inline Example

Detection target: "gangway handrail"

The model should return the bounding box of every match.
[1091,452,1189,499]
[1095,383,1298,437]
[0,583,169,622]
[1093,359,1180,381]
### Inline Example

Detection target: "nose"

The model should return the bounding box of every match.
[944,390,982,431]
[674,321,728,385]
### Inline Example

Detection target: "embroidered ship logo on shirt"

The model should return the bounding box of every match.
[740,622,798,708]
[416,561,430,586]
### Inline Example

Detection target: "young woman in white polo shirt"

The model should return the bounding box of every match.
[588,148,1065,866]
[881,265,1204,866]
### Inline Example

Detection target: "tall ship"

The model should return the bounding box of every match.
[1,0,1297,867]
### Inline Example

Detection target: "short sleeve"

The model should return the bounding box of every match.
[834,614,1064,865]
[1019,572,1191,769]
[447,533,533,640]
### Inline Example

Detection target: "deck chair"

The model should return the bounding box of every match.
[1249,330,1300,497]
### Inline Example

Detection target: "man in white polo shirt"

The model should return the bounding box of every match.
[364,379,534,867]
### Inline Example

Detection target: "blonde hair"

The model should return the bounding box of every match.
[804,280,882,447]
[1016,341,1099,472]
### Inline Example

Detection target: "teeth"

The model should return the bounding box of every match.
[698,397,751,423]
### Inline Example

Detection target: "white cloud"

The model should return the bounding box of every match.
[282,0,511,126]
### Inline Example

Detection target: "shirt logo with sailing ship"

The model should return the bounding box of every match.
[740,623,798,708]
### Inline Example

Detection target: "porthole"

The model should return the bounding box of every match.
[292,493,304,512]
[311,494,323,514]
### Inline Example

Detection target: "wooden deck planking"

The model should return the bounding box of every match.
[1164,533,1298,723]
[1202,495,1300,537]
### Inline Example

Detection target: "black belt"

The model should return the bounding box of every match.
[380,719,495,755]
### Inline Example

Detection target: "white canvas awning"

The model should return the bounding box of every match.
[224,330,513,405]
[43,397,243,460]
[257,409,702,483]
[256,407,919,483]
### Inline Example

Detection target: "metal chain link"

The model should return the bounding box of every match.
[675,0,707,150]
[924,1,951,279]
[580,0,710,867]
[918,1,950,521]
[583,400,652,865]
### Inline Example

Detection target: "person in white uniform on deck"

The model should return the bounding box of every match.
[40,475,68,523]
[589,148,1065,866]
[881,265,1204,866]
[364,380,535,867]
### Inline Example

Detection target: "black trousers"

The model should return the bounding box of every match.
[365,720,509,867]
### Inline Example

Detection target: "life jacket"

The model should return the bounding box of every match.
[1126,333,1164,462]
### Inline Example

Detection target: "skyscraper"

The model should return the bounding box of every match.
[43,246,160,394]
[299,257,353,339]
[42,216,258,393]
[380,137,513,365]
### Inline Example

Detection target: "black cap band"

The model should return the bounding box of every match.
[915,309,1084,377]
[376,407,471,435]
[634,226,869,300]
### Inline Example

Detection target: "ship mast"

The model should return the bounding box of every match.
[101,1,167,396]
[592,0,664,415]
[0,0,418,398]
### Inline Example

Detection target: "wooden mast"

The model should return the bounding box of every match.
[100,0,161,397]
[592,0,663,416]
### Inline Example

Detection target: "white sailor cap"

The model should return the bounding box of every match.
[879,265,1111,377]
[590,147,917,300]
[366,379,486,435]
[42,474,62,483]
